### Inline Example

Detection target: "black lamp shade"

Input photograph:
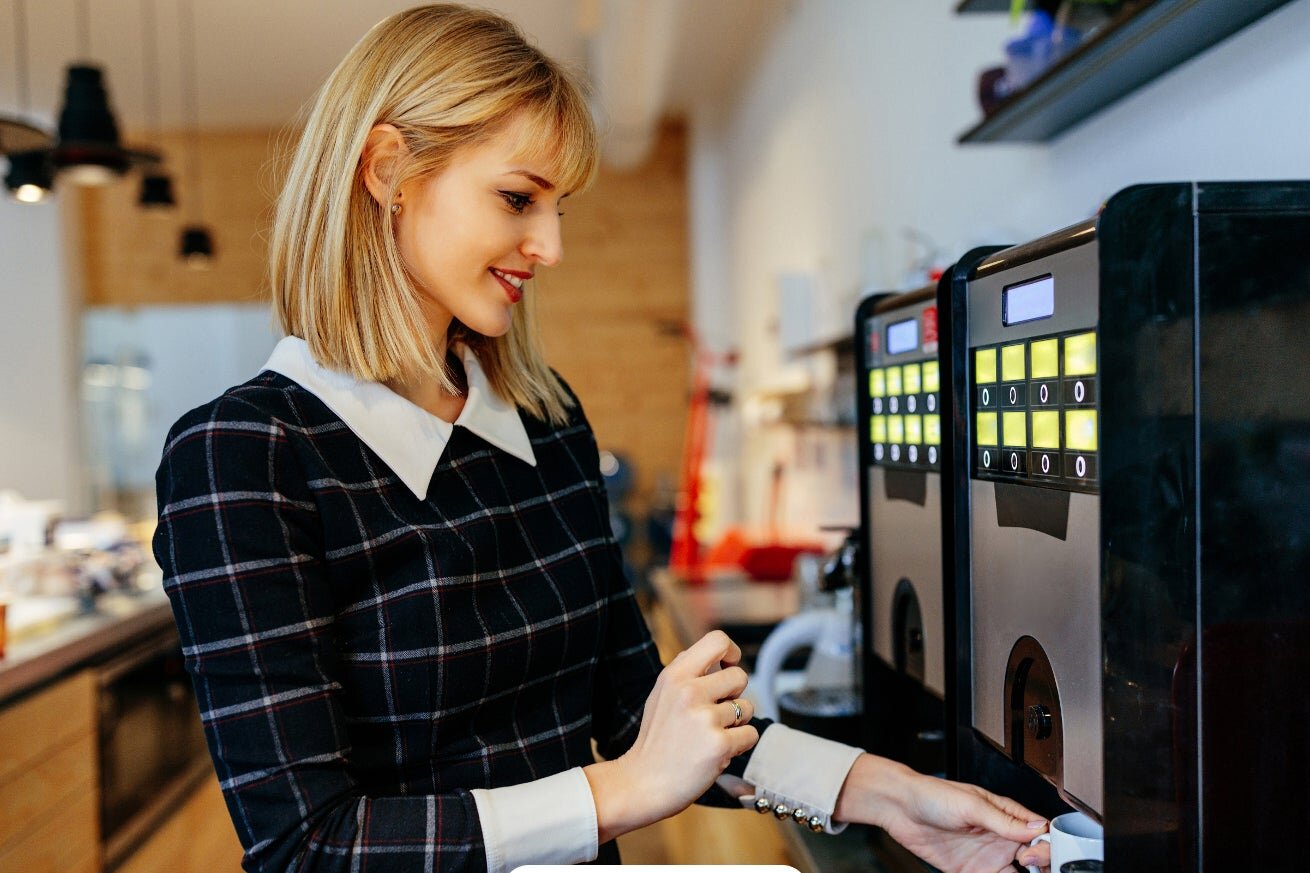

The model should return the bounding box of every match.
[5,149,55,203]
[139,172,176,208]
[58,65,120,146]
[53,65,131,185]
[180,225,215,265]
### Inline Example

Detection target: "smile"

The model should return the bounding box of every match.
[490,267,527,289]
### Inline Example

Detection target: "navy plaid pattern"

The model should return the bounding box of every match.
[153,372,749,872]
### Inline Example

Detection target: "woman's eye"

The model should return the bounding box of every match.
[499,191,533,214]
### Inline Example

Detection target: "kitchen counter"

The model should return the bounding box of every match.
[0,581,174,705]
[648,565,800,648]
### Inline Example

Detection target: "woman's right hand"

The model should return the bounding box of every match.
[584,630,759,842]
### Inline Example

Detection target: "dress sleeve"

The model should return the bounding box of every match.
[154,396,554,873]
[566,403,770,808]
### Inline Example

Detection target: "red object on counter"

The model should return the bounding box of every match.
[668,326,736,585]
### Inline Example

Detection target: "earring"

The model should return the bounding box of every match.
[390,202,401,215]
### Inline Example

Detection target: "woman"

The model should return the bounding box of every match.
[153,5,1052,872]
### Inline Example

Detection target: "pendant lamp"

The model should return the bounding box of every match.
[50,0,159,186]
[2,0,55,202]
[136,0,175,210]
[176,0,214,267]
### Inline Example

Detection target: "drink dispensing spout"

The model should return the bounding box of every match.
[820,529,860,593]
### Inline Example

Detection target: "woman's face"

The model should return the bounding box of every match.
[394,115,567,339]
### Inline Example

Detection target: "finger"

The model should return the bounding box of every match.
[724,723,760,758]
[1015,840,1051,869]
[699,665,749,701]
[716,634,744,669]
[969,784,1045,828]
[719,697,754,728]
[960,788,1048,843]
[671,630,740,678]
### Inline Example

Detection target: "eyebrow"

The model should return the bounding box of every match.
[509,170,556,191]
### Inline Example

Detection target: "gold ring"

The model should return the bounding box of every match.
[730,699,743,726]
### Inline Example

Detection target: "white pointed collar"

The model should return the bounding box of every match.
[263,336,536,500]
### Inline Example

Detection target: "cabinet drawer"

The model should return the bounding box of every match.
[0,670,96,787]
[0,784,99,873]
[0,729,97,851]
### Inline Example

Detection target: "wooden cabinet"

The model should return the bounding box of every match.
[0,670,100,873]
[116,775,244,873]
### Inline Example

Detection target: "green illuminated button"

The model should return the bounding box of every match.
[1065,409,1098,451]
[922,360,940,393]
[887,367,903,396]
[888,415,905,443]
[924,414,941,446]
[870,368,886,398]
[1030,338,1059,379]
[1001,344,1026,382]
[976,412,999,447]
[1031,410,1060,449]
[871,415,887,444]
[975,348,997,384]
[903,363,922,394]
[1003,411,1027,447]
[1065,332,1097,376]
[905,415,923,444]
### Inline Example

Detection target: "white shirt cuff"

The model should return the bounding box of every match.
[470,767,598,873]
[739,723,864,834]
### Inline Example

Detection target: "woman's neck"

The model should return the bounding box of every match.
[384,348,468,424]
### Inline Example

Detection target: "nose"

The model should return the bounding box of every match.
[521,212,563,267]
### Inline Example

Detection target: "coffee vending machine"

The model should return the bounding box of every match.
[856,282,959,873]
[943,182,1310,871]
[856,283,951,782]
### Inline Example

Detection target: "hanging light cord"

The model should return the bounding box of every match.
[141,0,160,137]
[180,0,203,218]
[75,0,90,60]
[14,0,29,110]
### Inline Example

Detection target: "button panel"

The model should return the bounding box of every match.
[868,357,941,472]
[970,329,1098,492]
[865,304,941,473]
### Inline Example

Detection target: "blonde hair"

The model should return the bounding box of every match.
[270,3,598,424]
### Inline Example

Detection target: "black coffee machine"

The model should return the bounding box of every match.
[855,283,950,781]
[942,182,1310,871]
[855,281,962,873]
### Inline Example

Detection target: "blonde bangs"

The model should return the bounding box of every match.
[505,74,600,196]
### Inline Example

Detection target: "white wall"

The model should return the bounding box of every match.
[0,197,81,509]
[693,0,1310,533]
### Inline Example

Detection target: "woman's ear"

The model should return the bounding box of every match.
[361,123,407,208]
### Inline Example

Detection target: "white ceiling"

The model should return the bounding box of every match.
[0,0,790,164]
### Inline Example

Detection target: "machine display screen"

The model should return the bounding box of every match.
[1002,275,1055,326]
[886,318,919,355]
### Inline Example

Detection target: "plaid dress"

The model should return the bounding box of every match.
[154,368,750,872]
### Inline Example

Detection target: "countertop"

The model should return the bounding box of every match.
[648,565,801,647]
[0,581,175,705]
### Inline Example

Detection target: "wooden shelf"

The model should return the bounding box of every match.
[956,0,1016,12]
[957,0,1295,143]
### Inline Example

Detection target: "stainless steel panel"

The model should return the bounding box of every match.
[869,467,945,696]
[968,463,1103,814]
[969,242,1099,346]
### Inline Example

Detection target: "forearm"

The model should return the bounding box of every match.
[584,758,652,844]
[833,752,916,828]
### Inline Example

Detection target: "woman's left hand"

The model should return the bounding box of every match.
[834,753,1051,873]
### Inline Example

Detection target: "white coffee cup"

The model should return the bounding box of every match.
[1025,811,1103,873]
